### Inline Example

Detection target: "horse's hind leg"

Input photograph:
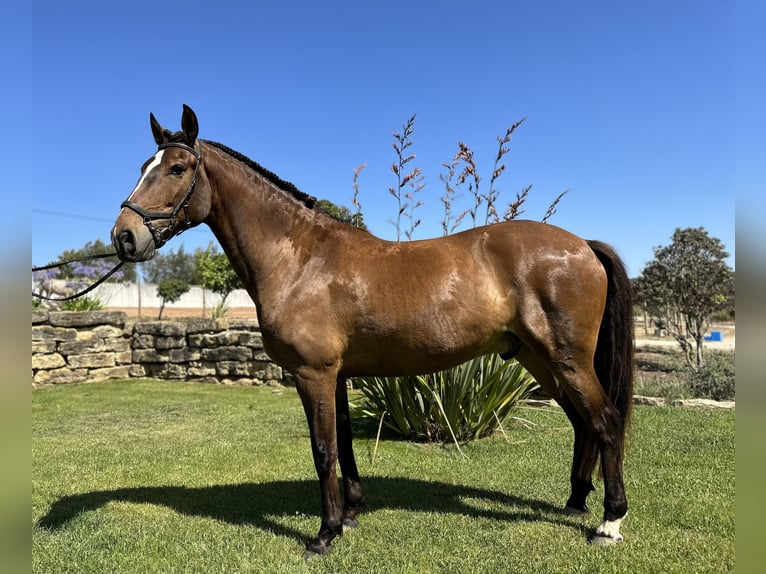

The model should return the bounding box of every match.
[560,368,628,544]
[515,340,627,544]
[560,394,600,516]
[516,350,598,516]
[335,378,365,529]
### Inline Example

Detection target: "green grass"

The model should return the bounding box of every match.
[33,380,734,573]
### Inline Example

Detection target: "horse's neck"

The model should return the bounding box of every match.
[202,145,334,306]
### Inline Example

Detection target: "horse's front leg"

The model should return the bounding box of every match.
[295,367,344,558]
[336,377,365,529]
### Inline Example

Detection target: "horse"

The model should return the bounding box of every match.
[111,105,634,557]
[36,278,75,306]
[40,278,75,299]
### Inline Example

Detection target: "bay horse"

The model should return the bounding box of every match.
[111,105,634,557]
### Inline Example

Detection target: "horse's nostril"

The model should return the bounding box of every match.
[119,230,136,255]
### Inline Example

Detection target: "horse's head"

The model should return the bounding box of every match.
[112,105,211,262]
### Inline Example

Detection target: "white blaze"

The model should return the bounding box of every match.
[125,150,165,204]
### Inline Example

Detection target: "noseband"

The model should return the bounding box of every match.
[120,142,202,249]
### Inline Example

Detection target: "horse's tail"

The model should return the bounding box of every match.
[588,240,635,453]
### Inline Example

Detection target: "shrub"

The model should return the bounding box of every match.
[687,351,735,401]
[634,347,735,401]
[61,296,104,312]
[353,354,538,445]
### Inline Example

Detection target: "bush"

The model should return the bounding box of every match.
[634,347,735,401]
[61,297,104,312]
[688,351,735,401]
[353,355,538,445]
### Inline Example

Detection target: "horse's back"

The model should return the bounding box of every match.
[329,219,607,376]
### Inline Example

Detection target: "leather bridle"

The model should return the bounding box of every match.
[33,142,203,303]
[120,141,203,249]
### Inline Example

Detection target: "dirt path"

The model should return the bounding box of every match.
[107,307,259,320]
[634,323,735,351]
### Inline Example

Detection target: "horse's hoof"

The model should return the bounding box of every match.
[302,542,330,560]
[342,517,359,531]
[564,504,590,517]
[590,514,626,546]
[302,548,319,560]
[589,532,624,546]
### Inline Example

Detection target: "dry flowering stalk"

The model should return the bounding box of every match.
[389,115,425,241]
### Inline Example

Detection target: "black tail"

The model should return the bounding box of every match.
[588,241,635,450]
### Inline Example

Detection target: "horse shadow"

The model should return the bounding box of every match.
[37,477,590,544]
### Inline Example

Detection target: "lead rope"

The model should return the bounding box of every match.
[32,252,125,302]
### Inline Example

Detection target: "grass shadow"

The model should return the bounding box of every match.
[37,477,588,545]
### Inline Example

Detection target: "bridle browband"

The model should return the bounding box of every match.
[120,141,203,249]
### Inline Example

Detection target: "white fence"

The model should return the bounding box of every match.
[89,282,256,310]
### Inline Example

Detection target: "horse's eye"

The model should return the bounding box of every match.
[169,164,186,176]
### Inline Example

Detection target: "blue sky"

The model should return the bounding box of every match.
[22,0,756,278]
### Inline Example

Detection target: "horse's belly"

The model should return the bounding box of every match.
[341,320,510,377]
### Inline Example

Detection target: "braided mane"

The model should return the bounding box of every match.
[161,129,318,210]
[202,139,318,209]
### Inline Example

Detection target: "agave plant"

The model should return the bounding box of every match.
[353,354,538,446]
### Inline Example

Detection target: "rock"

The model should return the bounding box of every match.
[633,395,667,407]
[672,398,735,410]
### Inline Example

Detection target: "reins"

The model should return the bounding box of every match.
[32,253,125,302]
[33,142,201,304]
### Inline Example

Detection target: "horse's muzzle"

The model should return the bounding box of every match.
[111,225,155,262]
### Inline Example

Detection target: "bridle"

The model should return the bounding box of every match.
[120,141,203,249]
[33,142,203,303]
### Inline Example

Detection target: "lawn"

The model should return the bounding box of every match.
[32,380,734,573]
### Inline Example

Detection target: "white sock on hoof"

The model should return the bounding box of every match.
[592,513,627,544]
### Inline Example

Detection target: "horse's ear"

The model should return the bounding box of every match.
[181,104,199,146]
[150,113,167,145]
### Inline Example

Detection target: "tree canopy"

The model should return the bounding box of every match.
[195,243,243,302]
[140,245,198,284]
[156,278,191,319]
[56,239,136,282]
[634,227,734,367]
[316,199,366,229]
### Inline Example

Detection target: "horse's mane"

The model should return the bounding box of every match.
[161,129,319,211]
[202,139,320,210]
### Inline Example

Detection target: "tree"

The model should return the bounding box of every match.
[156,278,190,319]
[195,243,243,317]
[140,245,198,284]
[57,239,137,282]
[316,199,367,229]
[634,227,734,368]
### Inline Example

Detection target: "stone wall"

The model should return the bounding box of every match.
[32,310,284,387]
